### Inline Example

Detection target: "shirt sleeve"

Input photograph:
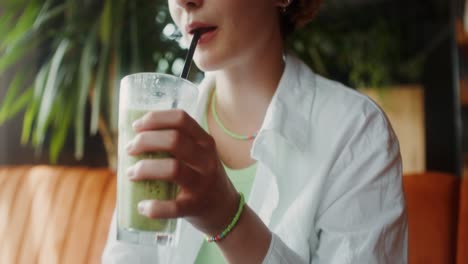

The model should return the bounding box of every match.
[262,233,308,264]
[312,108,407,263]
[101,210,162,264]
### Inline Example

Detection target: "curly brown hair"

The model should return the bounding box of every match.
[281,0,323,36]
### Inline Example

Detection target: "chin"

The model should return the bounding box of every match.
[193,54,222,72]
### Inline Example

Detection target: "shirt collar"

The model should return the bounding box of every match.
[255,53,316,153]
[196,52,316,153]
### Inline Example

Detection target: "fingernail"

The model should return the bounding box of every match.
[126,166,135,179]
[138,201,150,215]
[133,119,143,130]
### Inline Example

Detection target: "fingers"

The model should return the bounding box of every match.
[138,200,178,219]
[133,109,212,146]
[125,109,224,222]
[138,196,194,219]
[126,129,215,173]
[127,130,198,161]
[127,159,199,188]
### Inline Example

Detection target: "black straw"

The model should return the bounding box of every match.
[172,31,202,109]
[180,31,201,79]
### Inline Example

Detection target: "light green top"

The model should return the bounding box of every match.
[194,105,257,264]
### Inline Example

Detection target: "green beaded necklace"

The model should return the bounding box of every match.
[211,90,258,141]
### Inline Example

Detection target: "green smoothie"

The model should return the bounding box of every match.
[118,109,178,232]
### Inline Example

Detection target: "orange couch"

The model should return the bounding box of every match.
[0,166,466,264]
[404,173,467,264]
[0,166,115,264]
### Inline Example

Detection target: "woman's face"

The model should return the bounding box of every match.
[168,0,282,72]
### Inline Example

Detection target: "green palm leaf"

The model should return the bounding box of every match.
[33,3,66,30]
[19,63,51,145]
[90,0,113,135]
[75,26,98,159]
[21,97,40,145]
[0,4,40,50]
[90,46,110,135]
[0,42,32,76]
[0,72,27,124]
[5,88,34,125]
[50,94,73,163]
[34,63,50,99]
[35,39,70,149]
[0,13,16,46]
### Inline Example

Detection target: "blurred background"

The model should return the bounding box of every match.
[0,0,466,177]
[1,0,468,263]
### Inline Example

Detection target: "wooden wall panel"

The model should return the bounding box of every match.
[361,86,425,174]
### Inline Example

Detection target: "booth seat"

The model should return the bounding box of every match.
[0,166,466,264]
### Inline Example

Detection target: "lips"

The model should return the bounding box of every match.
[190,26,217,36]
[186,22,217,36]
[185,22,218,45]
[197,28,217,44]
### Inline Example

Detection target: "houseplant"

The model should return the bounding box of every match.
[0,0,185,169]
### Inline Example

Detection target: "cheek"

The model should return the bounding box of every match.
[167,1,181,27]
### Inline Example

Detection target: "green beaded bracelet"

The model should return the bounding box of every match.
[206,193,245,243]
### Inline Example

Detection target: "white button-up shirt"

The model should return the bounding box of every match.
[102,54,407,264]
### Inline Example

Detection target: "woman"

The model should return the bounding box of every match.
[103,0,407,263]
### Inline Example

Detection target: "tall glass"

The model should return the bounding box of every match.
[117,73,198,246]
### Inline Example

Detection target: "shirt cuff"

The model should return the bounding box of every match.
[262,233,307,264]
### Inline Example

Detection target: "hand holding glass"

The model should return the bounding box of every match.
[117,73,198,246]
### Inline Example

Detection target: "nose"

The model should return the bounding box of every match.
[175,0,203,10]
